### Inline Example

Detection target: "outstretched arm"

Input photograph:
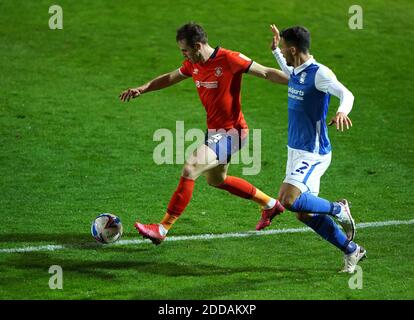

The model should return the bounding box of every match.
[247,61,289,84]
[270,24,294,77]
[120,69,188,102]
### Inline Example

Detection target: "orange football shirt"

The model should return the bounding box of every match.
[179,47,253,130]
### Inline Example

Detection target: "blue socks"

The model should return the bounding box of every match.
[291,192,341,216]
[290,192,356,254]
[303,214,357,254]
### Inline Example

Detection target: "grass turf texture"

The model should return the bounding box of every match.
[0,0,413,299]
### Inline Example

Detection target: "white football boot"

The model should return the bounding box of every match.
[334,199,356,241]
[339,245,367,273]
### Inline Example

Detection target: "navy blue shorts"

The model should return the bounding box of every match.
[204,129,247,164]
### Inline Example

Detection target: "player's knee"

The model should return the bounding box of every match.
[279,193,297,210]
[182,163,198,179]
[296,212,311,222]
[205,175,225,187]
[206,176,223,187]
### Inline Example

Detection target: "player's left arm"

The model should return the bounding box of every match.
[247,61,289,84]
[315,67,355,131]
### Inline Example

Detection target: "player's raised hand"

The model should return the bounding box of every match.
[328,112,353,131]
[119,87,143,102]
[270,24,281,50]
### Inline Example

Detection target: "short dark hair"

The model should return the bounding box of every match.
[176,23,208,48]
[280,26,310,53]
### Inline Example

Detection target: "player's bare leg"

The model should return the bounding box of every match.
[278,183,302,209]
[135,144,219,245]
[203,163,228,187]
[182,144,220,179]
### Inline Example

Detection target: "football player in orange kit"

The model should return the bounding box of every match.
[120,23,288,244]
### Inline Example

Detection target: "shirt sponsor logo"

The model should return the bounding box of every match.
[288,86,304,100]
[195,80,218,89]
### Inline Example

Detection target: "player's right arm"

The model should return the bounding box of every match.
[247,61,289,84]
[270,24,294,77]
[119,69,188,102]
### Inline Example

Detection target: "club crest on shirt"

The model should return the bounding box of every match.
[214,67,223,77]
[193,68,199,75]
[299,72,307,84]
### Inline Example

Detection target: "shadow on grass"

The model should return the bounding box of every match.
[0,232,92,245]
[0,249,335,297]
[0,233,149,252]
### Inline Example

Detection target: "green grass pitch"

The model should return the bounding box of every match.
[0,0,413,299]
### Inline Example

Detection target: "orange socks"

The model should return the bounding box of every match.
[216,176,274,207]
[252,189,272,207]
[161,176,195,230]
[160,212,180,230]
[160,175,275,232]
[216,176,256,199]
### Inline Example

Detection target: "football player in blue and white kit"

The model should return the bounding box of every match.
[256,24,366,273]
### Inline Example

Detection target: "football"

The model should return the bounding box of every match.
[91,213,123,244]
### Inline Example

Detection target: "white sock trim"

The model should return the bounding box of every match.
[264,198,276,210]
[159,224,168,236]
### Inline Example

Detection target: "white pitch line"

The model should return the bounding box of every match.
[0,219,413,254]
[0,245,65,254]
